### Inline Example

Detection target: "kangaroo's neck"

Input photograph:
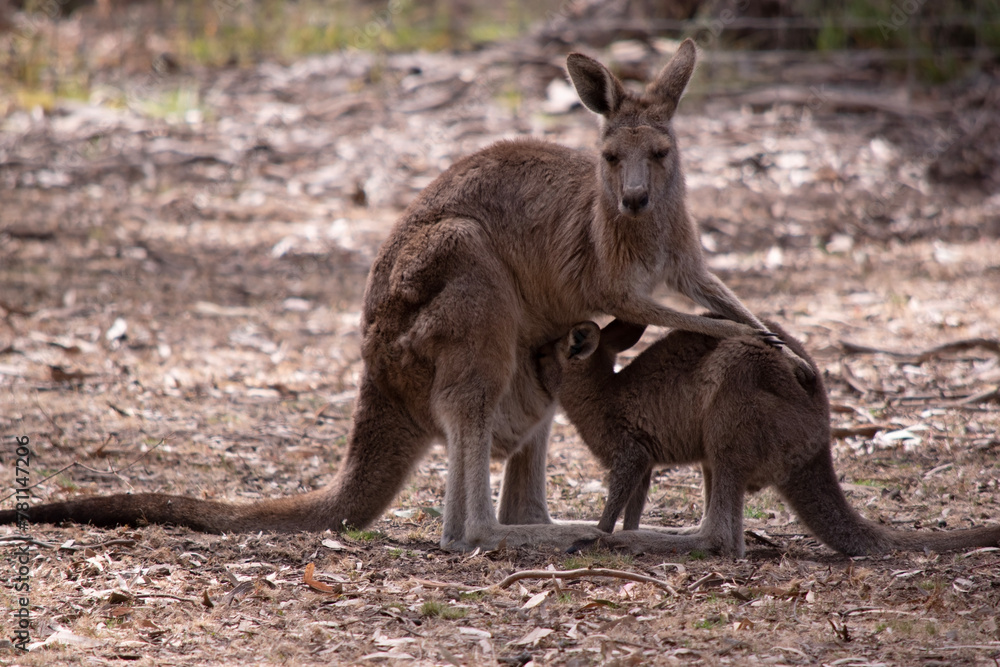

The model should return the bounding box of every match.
[591,196,687,291]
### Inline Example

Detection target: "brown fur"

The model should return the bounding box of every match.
[1,42,804,551]
[536,318,1000,557]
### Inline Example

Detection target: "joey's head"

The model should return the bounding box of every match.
[534,320,647,397]
[566,40,697,218]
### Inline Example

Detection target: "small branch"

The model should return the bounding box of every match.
[132,593,198,604]
[831,424,897,439]
[955,386,1000,406]
[468,567,677,595]
[0,438,166,504]
[0,535,137,551]
[744,530,782,549]
[840,338,1000,364]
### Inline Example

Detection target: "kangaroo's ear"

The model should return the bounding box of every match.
[600,320,647,353]
[567,53,626,117]
[646,38,697,112]
[563,321,601,360]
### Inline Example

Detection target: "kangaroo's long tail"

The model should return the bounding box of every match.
[1,376,430,534]
[778,448,1000,555]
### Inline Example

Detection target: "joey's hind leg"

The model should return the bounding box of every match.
[695,465,746,557]
[622,468,652,531]
[598,445,651,533]
[498,417,554,525]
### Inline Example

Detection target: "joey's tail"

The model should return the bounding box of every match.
[0,377,430,534]
[778,448,1000,556]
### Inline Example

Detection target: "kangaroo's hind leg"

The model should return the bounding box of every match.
[598,442,652,533]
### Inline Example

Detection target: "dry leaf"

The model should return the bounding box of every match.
[321,538,348,551]
[304,562,341,594]
[512,627,553,646]
[522,590,550,610]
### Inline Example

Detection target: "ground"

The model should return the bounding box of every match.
[2,31,1000,667]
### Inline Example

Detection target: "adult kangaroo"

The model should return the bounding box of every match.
[536,318,1000,557]
[1,42,805,550]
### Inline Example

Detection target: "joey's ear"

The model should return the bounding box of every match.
[566,53,626,117]
[563,321,601,360]
[646,38,697,111]
[600,320,647,353]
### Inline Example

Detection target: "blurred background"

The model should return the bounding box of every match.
[3,0,999,91]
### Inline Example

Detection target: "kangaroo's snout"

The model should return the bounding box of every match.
[621,187,649,215]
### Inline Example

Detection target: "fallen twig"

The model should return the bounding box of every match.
[831,424,896,439]
[0,536,137,551]
[744,530,782,549]
[468,567,677,595]
[133,592,199,604]
[412,578,475,591]
[0,438,167,504]
[840,338,1000,364]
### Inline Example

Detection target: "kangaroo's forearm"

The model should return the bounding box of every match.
[610,298,755,338]
[681,271,766,331]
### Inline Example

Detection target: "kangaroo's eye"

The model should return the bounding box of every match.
[602,152,619,165]
[652,148,670,160]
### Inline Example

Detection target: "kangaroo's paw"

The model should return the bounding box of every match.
[567,536,602,554]
[757,330,786,347]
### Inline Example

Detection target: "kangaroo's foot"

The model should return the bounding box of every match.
[446,521,606,552]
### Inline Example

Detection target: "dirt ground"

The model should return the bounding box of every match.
[2,28,1000,667]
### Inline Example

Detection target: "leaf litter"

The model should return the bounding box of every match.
[2,14,1000,667]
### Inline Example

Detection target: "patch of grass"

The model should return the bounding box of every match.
[2,0,566,111]
[687,550,708,561]
[694,615,723,629]
[55,477,79,493]
[420,600,466,620]
[459,590,485,601]
[743,505,769,519]
[344,528,383,542]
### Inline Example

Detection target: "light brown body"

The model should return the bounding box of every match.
[1,42,803,550]
[537,318,1000,557]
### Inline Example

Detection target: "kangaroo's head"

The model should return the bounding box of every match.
[535,320,647,397]
[567,40,696,218]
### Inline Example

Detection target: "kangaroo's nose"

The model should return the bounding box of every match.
[621,188,649,214]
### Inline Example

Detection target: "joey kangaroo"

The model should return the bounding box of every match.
[1,42,807,551]
[536,318,1000,557]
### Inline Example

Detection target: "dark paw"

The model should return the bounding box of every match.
[794,359,818,388]
[566,536,601,554]
[757,330,786,348]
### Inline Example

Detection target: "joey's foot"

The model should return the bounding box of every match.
[567,536,602,554]
[756,331,817,385]
[595,528,734,556]
[780,345,817,386]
